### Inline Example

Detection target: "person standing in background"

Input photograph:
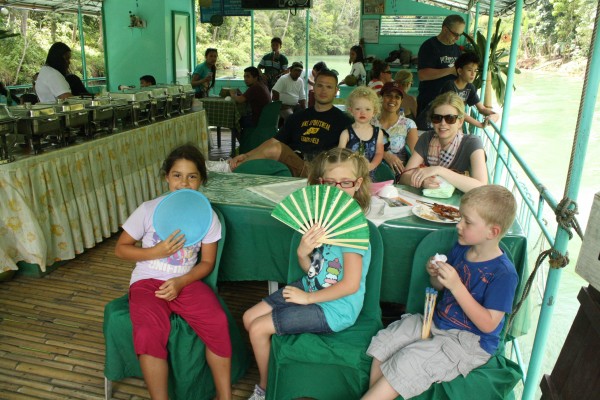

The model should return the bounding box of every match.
[349,45,367,85]
[35,42,73,103]
[416,15,465,114]
[258,37,289,90]
[191,48,218,98]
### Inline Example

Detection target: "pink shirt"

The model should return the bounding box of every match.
[122,195,221,286]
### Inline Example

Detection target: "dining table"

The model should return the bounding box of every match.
[198,97,245,155]
[0,111,208,275]
[201,172,531,338]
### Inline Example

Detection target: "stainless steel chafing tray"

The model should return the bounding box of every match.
[9,104,62,154]
[109,90,153,125]
[67,98,114,134]
[179,84,195,113]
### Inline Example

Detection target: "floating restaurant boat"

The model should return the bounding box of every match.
[0,0,600,400]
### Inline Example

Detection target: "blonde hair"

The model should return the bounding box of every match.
[460,185,517,236]
[308,148,371,212]
[346,86,381,117]
[394,69,413,86]
[428,92,465,121]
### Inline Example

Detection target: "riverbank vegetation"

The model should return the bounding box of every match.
[0,0,595,85]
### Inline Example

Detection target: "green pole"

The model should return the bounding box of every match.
[478,0,494,107]
[251,11,255,67]
[492,0,522,184]
[77,3,88,83]
[192,0,197,72]
[522,0,600,397]
[305,9,310,90]
[473,2,480,37]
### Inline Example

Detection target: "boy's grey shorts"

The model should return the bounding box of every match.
[367,314,491,399]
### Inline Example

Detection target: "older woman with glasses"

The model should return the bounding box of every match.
[399,92,487,193]
[368,59,392,94]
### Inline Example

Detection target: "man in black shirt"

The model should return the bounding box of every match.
[229,70,352,177]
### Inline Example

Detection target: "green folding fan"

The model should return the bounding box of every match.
[271,185,370,250]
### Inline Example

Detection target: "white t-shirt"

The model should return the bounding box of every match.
[122,195,222,286]
[350,62,366,84]
[272,74,306,106]
[35,65,71,103]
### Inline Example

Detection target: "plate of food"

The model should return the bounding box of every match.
[412,202,461,224]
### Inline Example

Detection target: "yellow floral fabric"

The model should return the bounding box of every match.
[0,111,208,272]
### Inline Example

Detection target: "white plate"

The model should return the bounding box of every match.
[412,204,460,224]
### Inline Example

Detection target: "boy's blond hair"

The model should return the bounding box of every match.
[346,86,381,116]
[460,185,517,236]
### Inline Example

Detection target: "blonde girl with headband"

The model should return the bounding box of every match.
[243,148,372,400]
[399,92,487,193]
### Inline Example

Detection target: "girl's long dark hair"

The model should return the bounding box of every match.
[205,48,218,89]
[46,42,71,75]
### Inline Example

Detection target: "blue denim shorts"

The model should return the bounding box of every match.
[263,280,333,335]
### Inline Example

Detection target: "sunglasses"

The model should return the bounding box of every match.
[431,114,460,124]
[319,178,360,189]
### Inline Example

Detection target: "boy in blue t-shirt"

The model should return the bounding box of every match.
[440,52,499,129]
[363,185,518,400]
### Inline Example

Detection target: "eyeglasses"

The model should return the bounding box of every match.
[319,178,359,189]
[445,25,463,39]
[431,114,460,124]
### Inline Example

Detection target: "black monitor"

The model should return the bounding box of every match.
[241,0,311,10]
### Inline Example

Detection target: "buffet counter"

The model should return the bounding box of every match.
[0,111,208,273]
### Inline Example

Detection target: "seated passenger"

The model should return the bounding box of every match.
[20,73,39,104]
[36,42,73,102]
[229,70,352,177]
[307,61,328,107]
[373,82,418,175]
[229,66,271,129]
[272,61,306,123]
[338,86,385,180]
[349,45,367,85]
[363,185,518,400]
[367,59,392,94]
[244,147,372,400]
[65,73,91,96]
[399,92,487,193]
[140,75,156,87]
[393,69,418,120]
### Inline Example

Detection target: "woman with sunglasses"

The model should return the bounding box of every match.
[367,59,392,94]
[399,92,487,193]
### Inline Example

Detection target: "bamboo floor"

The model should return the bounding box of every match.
[0,129,259,400]
[0,234,265,400]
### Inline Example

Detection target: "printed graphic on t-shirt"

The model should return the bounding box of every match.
[305,245,343,292]
[146,232,199,274]
[440,55,458,67]
[300,119,332,145]
[436,260,495,331]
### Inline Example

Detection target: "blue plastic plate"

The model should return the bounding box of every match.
[153,189,213,246]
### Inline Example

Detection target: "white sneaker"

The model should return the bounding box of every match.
[206,159,231,173]
[248,384,266,400]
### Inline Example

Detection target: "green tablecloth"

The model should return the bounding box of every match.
[0,111,208,273]
[198,97,243,132]
[201,173,530,337]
